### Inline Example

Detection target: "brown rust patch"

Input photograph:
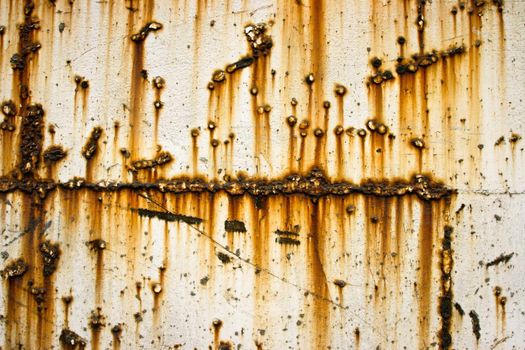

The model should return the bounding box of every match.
[19,104,45,177]
[418,201,434,349]
[59,328,87,349]
[39,240,60,277]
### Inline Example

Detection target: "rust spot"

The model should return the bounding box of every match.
[244,23,273,57]
[82,127,103,160]
[217,252,231,264]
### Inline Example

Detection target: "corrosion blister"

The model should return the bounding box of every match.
[129,150,173,171]
[131,21,163,42]
[1,258,28,278]
[133,208,203,225]
[224,220,247,233]
[39,241,60,276]
[82,127,103,160]
[43,145,67,163]
[59,329,87,348]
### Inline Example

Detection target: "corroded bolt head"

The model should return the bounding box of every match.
[263,105,272,113]
[191,128,200,137]
[411,138,425,149]
[323,101,331,109]
[377,124,388,135]
[300,131,307,138]
[334,84,347,96]
[154,100,163,109]
[250,87,258,95]
[153,76,165,89]
[207,121,216,130]
[305,73,315,85]
[366,119,377,131]
[357,129,367,137]
[287,115,297,127]
[371,57,382,68]
[346,205,356,214]
[207,82,215,90]
[212,70,226,83]
[152,283,162,294]
[314,128,324,137]
[299,120,309,130]
[211,139,219,147]
[291,98,298,106]
[334,125,344,135]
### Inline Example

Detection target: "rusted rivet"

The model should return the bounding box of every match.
[211,139,219,147]
[411,138,425,149]
[212,70,226,83]
[191,128,200,137]
[366,119,377,131]
[154,100,163,109]
[407,63,418,73]
[346,205,356,214]
[74,75,82,84]
[397,36,406,45]
[287,115,297,127]
[459,1,466,10]
[0,25,5,35]
[1,100,17,117]
[263,104,272,113]
[371,73,383,85]
[371,57,382,68]
[80,80,89,89]
[477,144,484,150]
[250,87,258,95]
[377,124,388,135]
[500,296,507,306]
[291,97,298,106]
[357,129,367,137]
[207,82,215,90]
[510,133,522,143]
[229,132,235,139]
[323,101,331,109]
[371,216,379,223]
[305,73,315,85]
[213,319,223,327]
[271,69,276,75]
[299,120,309,129]
[451,6,458,14]
[474,39,482,47]
[120,148,130,158]
[335,84,347,96]
[345,127,355,136]
[153,76,165,89]
[111,325,122,335]
[334,279,347,288]
[334,125,344,135]
[382,70,394,81]
[223,139,229,145]
[494,286,501,296]
[300,131,307,138]
[152,283,162,294]
[207,121,216,130]
[210,20,215,27]
[314,128,324,137]
[257,106,265,114]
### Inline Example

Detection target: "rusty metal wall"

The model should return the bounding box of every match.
[0,0,524,349]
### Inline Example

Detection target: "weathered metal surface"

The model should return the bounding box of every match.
[0,0,524,349]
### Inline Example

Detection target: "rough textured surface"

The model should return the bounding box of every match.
[0,0,524,349]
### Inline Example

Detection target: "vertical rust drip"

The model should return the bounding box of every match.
[310,0,325,126]
[418,201,434,349]
[307,198,329,349]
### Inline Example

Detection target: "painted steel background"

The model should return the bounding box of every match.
[0,0,524,349]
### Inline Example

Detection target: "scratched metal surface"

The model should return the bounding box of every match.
[0,0,524,349]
